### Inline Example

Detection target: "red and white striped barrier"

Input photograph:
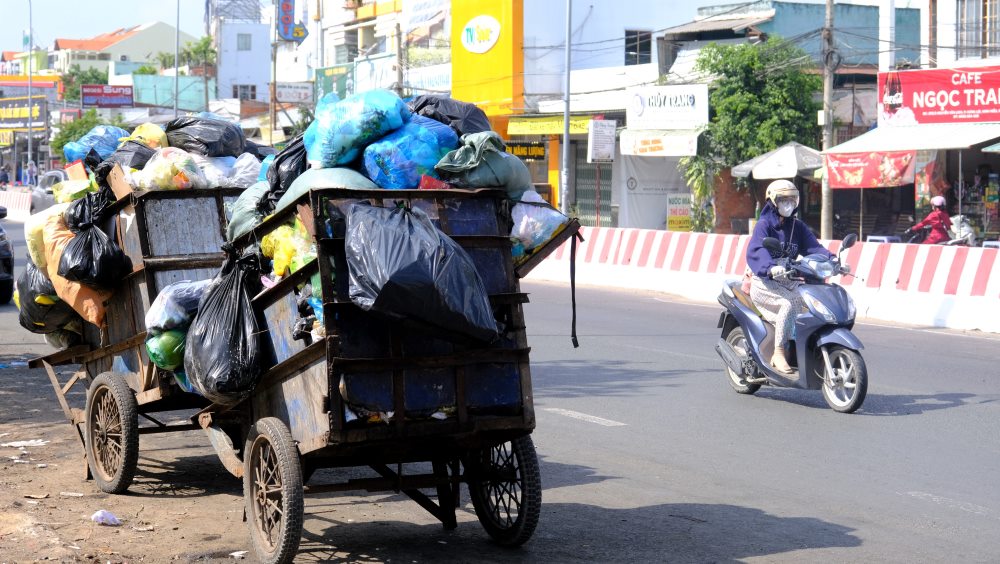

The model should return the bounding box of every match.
[527,226,1000,333]
[0,190,32,222]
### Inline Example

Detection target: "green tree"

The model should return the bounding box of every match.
[679,37,822,231]
[182,37,217,111]
[133,64,158,75]
[62,65,109,102]
[289,104,314,138]
[50,109,130,160]
[154,51,176,70]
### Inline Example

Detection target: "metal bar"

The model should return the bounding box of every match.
[202,423,244,478]
[433,459,458,529]
[139,423,201,435]
[369,464,445,521]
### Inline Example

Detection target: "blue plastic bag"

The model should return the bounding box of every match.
[63,125,130,163]
[363,115,459,189]
[258,154,275,181]
[306,89,410,168]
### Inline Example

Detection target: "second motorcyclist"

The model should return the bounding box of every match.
[746,180,835,374]
[905,195,952,244]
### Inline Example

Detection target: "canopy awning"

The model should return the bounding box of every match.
[620,129,699,157]
[731,141,822,179]
[825,122,1000,154]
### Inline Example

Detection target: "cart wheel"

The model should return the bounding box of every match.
[84,372,139,494]
[467,435,542,547]
[243,417,303,564]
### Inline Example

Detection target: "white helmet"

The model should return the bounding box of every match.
[931,195,946,207]
[766,179,799,206]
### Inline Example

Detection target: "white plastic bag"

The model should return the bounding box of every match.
[225,153,262,188]
[145,279,213,335]
[192,154,237,188]
[511,190,568,250]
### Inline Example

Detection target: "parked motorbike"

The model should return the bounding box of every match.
[714,233,868,413]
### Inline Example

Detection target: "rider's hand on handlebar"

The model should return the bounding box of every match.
[904,227,913,235]
[770,265,787,279]
[841,263,851,274]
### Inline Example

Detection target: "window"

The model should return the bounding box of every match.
[237,33,252,51]
[232,84,257,100]
[625,30,652,66]
[957,0,1000,58]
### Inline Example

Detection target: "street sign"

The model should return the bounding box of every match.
[81,84,133,108]
[277,0,309,43]
[587,119,616,163]
[276,82,314,104]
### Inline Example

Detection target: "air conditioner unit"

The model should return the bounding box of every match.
[119,55,128,62]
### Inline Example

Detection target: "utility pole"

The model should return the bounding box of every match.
[820,0,835,240]
[27,0,33,174]
[560,0,572,215]
[174,0,180,117]
[395,21,404,97]
[270,1,278,144]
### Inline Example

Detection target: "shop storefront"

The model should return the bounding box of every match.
[825,66,1000,241]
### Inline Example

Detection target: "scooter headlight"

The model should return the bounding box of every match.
[805,257,836,279]
[803,293,836,323]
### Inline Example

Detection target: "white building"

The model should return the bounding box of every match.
[216,22,271,102]
[49,22,194,74]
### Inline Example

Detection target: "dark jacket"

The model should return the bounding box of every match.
[747,202,832,278]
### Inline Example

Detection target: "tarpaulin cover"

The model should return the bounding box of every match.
[16,260,80,334]
[306,89,410,168]
[164,116,247,158]
[363,114,459,189]
[274,167,377,213]
[407,95,493,137]
[227,180,271,241]
[435,131,533,199]
[345,203,499,343]
[183,248,265,405]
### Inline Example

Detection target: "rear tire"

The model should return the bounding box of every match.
[84,372,139,494]
[724,326,760,395]
[467,435,541,547]
[820,346,867,413]
[244,417,303,564]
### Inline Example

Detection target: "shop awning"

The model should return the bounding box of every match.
[825,122,1000,153]
[620,129,699,157]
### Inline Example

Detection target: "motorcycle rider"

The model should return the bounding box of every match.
[747,180,835,374]
[905,195,952,244]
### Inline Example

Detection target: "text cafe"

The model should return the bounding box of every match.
[824,65,1000,243]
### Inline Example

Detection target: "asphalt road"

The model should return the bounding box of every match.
[1,215,999,562]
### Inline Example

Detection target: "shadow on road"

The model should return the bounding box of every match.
[291,499,860,563]
[532,359,712,399]
[753,387,979,416]
[131,452,242,498]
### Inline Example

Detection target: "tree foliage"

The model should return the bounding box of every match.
[182,37,217,67]
[50,109,130,158]
[62,65,108,102]
[134,65,158,75]
[695,38,822,167]
[155,51,176,70]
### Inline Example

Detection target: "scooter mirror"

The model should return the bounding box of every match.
[762,237,782,254]
[842,233,858,249]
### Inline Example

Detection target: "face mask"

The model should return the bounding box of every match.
[777,202,796,217]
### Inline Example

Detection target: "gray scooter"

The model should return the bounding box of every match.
[714,234,868,413]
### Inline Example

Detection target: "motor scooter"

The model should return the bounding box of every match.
[714,234,868,413]
[905,215,976,246]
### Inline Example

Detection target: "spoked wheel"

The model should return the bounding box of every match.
[466,435,541,547]
[243,417,303,564]
[84,372,139,494]
[820,345,868,413]
[724,327,760,395]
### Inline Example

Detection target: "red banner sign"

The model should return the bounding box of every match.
[825,151,915,189]
[81,84,133,108]
[878,66,1000,126]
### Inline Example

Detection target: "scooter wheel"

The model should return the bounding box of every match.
[724,326,760,395]
[820,345,868,413]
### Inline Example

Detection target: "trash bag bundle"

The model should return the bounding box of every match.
[15,260,80,334]
[362,115,459,190]
[24,203,71,269]
[63,125,130,163]
[57,191,131,290]
[407,95,493,137]
[183,248,265,405]
[274,167,377,214]
[92,140,157,190]
[133,147,209,190]
[145,279,213,335]
[164,116,246,158]
[261,218,312,277]
[260,133,308,214]
[120,122,168,149]
[511,190,569,250]
[192,154,237,188]
[435,131,533,199]
[146,329,187,371]
[53,180,96,204]
[227,180,270,241]
[42,213,113,327]
[306,89,410,168]
[227,153,263,188]
[346,203,499,343]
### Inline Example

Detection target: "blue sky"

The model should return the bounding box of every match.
[0,0,732,54]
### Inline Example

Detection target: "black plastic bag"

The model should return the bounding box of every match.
[183,248,265,406]
[94,140,157,189]
[346,203,499,343]
[58,191,131,289]
[164,116,246,158]
[408,95,493,137]
[259,133,308,215]
[16,260,80,334]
